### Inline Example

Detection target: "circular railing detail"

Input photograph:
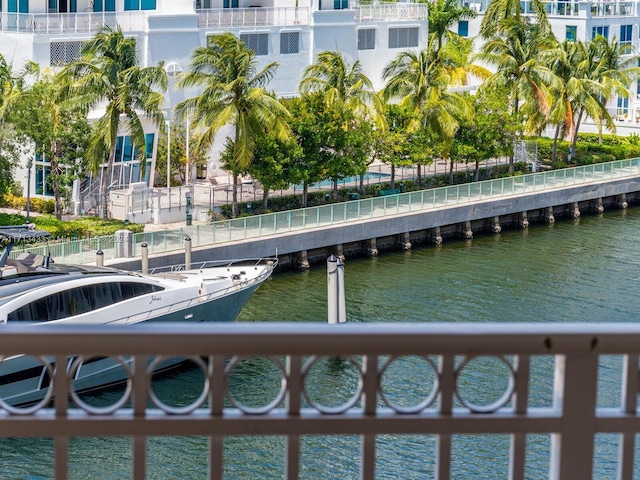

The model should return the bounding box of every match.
[148,356,209,414]
[453,355,515,413]
[302,356,363,414]
[69,356,132,415]
[379,355,440,413]
[225,355,287,415]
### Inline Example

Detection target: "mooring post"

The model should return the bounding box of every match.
[141,242,149,274]
[184,236,192,270]
[327,255,346,324]
[96,250,104,267]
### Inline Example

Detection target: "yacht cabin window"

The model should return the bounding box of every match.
[7,282,164,322]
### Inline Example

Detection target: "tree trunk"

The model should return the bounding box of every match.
[333,179,338,200]
[448,157,454,185]
[262,189,269,210]
[359,174,364,196]
[417,164,422,187]
[302,182,308,208]
[101,148,116,220]
[475,160,480,181]
[232,173,239,218]
[572,110,584,153]
[552,124,561,164]
[390,164,396,189]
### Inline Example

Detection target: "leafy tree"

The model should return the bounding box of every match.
[176,32,290,218]
[229,128,303,210]
[10,66,90,219]
[59,25,167,219]
[0,55,29,199]
[452,88,516,180]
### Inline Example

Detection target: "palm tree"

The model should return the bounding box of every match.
[588,36,640,145]
[428,0,477,53]
[480,0,550,39]
[477,17,558,171]
[175,32,290,218]
[299,50,384,128]
[382,36,472,184]
[59,25,167,219]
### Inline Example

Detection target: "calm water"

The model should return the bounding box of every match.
[5,208,640,479]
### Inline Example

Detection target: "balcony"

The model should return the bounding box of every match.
[354,3,428,22]
[197,7,310,28]
[0,11,147,34]
[3,322,640,479]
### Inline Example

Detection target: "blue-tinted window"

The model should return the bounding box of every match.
[145,133,155,159]
[124,0,138,10]
[592,25,609,40]
[115,136,124,162]
[618,96,629,115]
[94,0,116,11]
[458,21,468,37]
[141,0,156,9]
[566,26,577,42]
[123,136,133,163]
[621,25,632,46]
[8,0,28,13]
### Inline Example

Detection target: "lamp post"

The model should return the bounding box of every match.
[25,159,32,223]
[166,117,171,188]
[185,116,190,185]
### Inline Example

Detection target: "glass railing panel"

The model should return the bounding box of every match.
[370,198,387,217]
[432,188,448,206]
[243,216,262,239]
[397,192,412,212]
[228,218,248,241]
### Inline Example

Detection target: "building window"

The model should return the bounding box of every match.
[333,0,348,9]
[240,33,269,56]
[196,0,212,7]
[618,96,629,116]
[280,32,299,54]
[592,25,609,40]
[389,27,419,48]
[565,26,577,42]
[93,0,116,11]
[50,41,84,66]
[621,24,632,47]
[8,0,28,13]
[458,21,468,37]
[358,29,375,50]
[124,0,156,10]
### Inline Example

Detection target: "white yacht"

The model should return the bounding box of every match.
[0,225,277,405]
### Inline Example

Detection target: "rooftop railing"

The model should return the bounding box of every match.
[197,7,310,28]
[354,3,428,22]
[1,322,640,479]
[0,11,146,34]
[14,158,639,265]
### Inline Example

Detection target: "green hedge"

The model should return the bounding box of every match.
[0,213,143,239]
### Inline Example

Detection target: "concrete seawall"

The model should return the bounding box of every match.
[108,176,640,272]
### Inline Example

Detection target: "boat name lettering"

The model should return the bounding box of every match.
[150,295,162,303]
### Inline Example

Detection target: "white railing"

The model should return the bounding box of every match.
[0,11,147,34]
[2,323,640,479]
[355,3,428,21]
[197,7,310,28]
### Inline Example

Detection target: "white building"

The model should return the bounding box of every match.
[0,0,428,215]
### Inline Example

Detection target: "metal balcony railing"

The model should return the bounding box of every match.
[197,7,310,28]
[0,11,146,34]
[1,322,640,479]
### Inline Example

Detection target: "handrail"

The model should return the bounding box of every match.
[10,158,640,265]
[0,322,638,479]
